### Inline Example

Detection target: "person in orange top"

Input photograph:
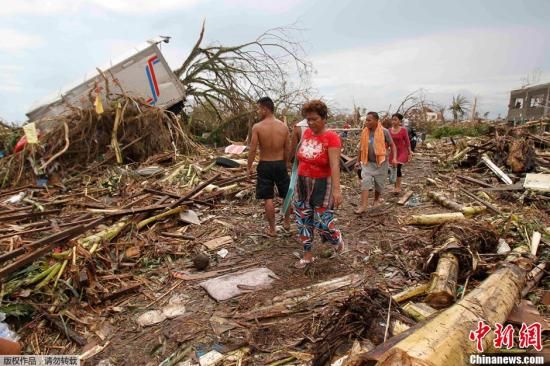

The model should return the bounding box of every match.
[354,112,396,214]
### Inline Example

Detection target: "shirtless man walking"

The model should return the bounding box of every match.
[247,97,291,237]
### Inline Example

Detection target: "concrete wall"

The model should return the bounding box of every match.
[507,83,550,121]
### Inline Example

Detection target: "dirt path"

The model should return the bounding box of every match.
[75,153,444,366]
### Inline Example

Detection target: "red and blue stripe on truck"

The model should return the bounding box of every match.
[145,55,161,105]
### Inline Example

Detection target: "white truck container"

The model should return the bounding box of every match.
[26,37,185,122]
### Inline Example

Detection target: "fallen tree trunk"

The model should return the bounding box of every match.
[392,283,429,303]
[407,213,465,226]
[427,191,485,216]
[425,251,458,308]
[427,192,463,211]
[352,245,532,366]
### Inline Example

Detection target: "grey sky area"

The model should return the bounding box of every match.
[1,0,549,122]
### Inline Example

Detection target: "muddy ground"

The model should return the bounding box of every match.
[13,146,547,365]
[70,155,439,365]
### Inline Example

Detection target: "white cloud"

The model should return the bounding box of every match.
[0,0,203,16]
[0,29,43,52]
[0,65,23,92]
[223,0,304,13]
[311,27,550,117]
[0,0,76,16]
[87,0,202,13]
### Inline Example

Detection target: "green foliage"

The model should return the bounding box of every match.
[431,123,490,139]
[0,304,35,318]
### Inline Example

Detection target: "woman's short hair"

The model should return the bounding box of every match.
[367,111,379,120]
[302,100,328,120]
[392,113,404,121]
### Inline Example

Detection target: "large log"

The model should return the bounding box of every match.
[407,213,465,226]
[354,246,532,366]
[427,191,485,216]
[425,251,458,308]
[427,192,463,211]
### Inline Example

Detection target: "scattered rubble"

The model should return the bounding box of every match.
[0,116,548,365]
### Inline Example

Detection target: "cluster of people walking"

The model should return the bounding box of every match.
[247,97,414,268]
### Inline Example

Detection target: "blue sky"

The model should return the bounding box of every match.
[1,0,549,123]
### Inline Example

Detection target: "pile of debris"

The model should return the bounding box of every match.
[0,96,199,188]
[0,117,547,366]
[0,120,21,159]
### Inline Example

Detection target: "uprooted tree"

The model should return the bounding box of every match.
[174,21,313,143]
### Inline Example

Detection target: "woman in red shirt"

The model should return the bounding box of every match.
[389,113,412,193]
[294,100,344,268]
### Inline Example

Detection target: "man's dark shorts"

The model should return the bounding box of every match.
[256,160,290,199]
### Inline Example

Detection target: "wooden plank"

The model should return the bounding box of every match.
[203,235,233,250]
[476,183,524,192]
[481,154,513,185]
[456,175,492,188]
[397,190,413,205]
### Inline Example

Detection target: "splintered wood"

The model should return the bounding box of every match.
[202,235,233,250]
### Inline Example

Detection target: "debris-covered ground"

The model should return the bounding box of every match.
[0,111,549,365]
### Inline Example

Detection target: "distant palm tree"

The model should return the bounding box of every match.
[449,95,470,122]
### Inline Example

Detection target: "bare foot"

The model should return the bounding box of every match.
[354,207,368,215]
[263,228,277,237]
[373,199,385,207]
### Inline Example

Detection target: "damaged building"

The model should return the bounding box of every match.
[507,82,550,122]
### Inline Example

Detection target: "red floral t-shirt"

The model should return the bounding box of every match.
[297,129,341,178]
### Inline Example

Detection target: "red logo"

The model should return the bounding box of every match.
[470,321,543,352]
[518,323,543,351]
[493,323,514,350]
[469,320,491,352]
